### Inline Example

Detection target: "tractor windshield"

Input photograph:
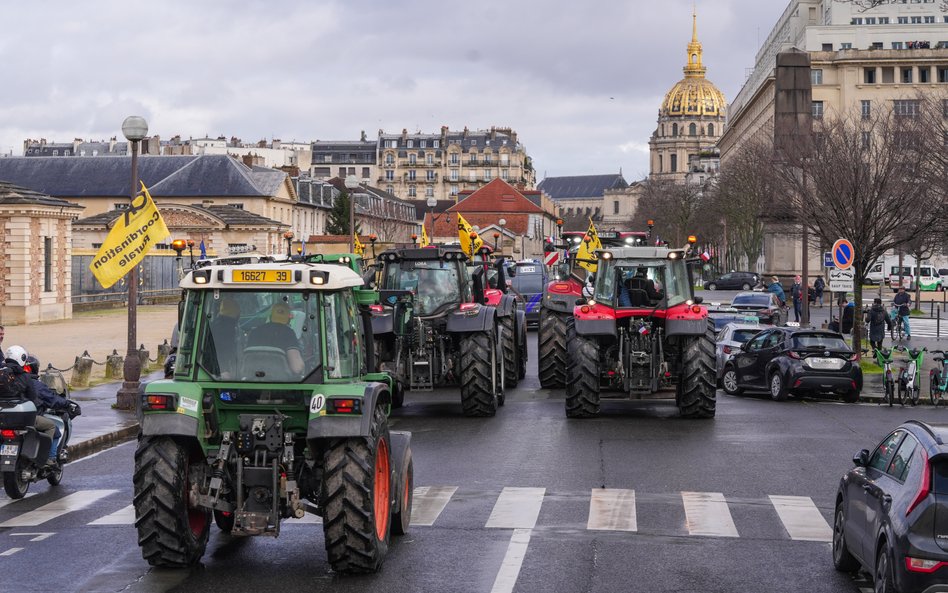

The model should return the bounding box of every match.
[382,260,463,316]
[180,290,324,383]
[595,258,691,308]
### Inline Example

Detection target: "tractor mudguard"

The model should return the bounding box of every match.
[306,382,391,439]
[575,318,617,336]
[390,430,412,500]
[371,312,394,336]
[446,305,495,333]
[494,294,515,317]
[141,413,200,437]
[665,318,707,337]
[542,294,575,314]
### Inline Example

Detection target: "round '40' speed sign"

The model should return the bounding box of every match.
[831,239,854,270]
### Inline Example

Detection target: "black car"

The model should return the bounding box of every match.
[833,421,948,593]
[704,271,759,291]
[721,328,861,402]
[508,261,548,327]
[730,291,787,326]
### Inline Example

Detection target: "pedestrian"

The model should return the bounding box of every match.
[767,276,786,307]
[893,286,912,340]
[790,275,803,322]
[828,295,855,334]
[813,276,825,308]
[865,297,892,353]
[0,324,4,353]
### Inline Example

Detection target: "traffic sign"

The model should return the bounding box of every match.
[544,251,559,266]
[823,252,834,268]
[831,239,854,270]
[829,268,855,292]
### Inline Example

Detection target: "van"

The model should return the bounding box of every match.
[865,262,885,285]
[888,265,943,292]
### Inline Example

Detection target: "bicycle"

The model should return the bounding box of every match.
[889,305,904,342]
[929,350,948,407]
[896,346,926,406]
[867,347,897,407]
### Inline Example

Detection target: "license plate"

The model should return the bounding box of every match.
[598,232,617,238]
[0,444,18,456]
[518,266,536,274]
[805,357,844,370]
[232,270,293,283]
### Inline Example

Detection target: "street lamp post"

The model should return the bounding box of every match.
[498,218,506,254]
[345,175,359,252]
[116,115,148,410]
[283,231,294,257]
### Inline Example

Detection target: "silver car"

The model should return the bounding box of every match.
[715,322,765,382]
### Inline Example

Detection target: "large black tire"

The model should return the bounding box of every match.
[516,311,527,381]
[3,460,30,499]
[565,318,600,418]
[133,436,210,567]
[676,321,717,418]
[391,457,413,536]
[459,331,499,417]
[322,405,392,573]
[500,315,519,389]
[538,308,568,389]
[832,503,860,572]
[391,381,405,409]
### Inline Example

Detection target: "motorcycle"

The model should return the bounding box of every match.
[0,358,81,499]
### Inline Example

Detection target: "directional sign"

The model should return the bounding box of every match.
[823,252,835,268]
[829,268,855,292]
[831,239,854,270]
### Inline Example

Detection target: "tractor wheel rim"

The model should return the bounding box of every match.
[723,372,737,392]
[374,437,391,540]
[185,457,208,537]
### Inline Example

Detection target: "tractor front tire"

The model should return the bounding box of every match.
[676,321,717,418]
[565,319,601,418]
[459,331,499,417]
[538,308,568,389]
[133,436,210,567]
[322,405,393,573]
[500,315,519,389]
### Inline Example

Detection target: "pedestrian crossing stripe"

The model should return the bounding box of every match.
[0,487,832,543]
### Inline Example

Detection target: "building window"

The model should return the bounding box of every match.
[707,123,714,136]
[811,69,823,85]
[613,201,619,215]
[408,170,416,181]
[822,43,833,51]
[408,186,416,197]
[911,16,922,24]
[812,101,824,119]
[387,185,394,194]
[409,153,416,165]
[43,237,52,292]
[688,123,697,136]
[406,140,413,148]
[362,167,370,178]
[943,99,948,117]
[925,16,935,23]
[426,153,434,165]
[450,153,459,165]
[385,170,394,181]
[671,154,678,172]
[841,42,852,49]
[450,185,458,196]
[469,170,477,181]
[851,17,863,24]
[864,68,876,83]
[898,17,909,24]
[228,203,244,210]
[940,67,948,83]
[658,154,663,173]
[865,17,876,25]
[672,123,678,136]
[501,169,509,180]
[892,41,904,49]
[427,170,436,181]
[871,42,883,49]
[484,154,492,164]
[862,100,871,119]
[894,99,920,117]
[920,67,931,83]
[500,154,509,165]
[450,170,458,181]
[879,17,889,24]
[385,154,394,165]
[469,154,477,164]
[902,68,913,83]
[861,131,871,150]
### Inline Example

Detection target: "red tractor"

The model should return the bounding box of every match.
[537,230,648,388]
[565,244,716,418]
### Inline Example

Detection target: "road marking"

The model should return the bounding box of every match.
[0,490,117,527]
[410,486,457,526]
[489,528,532,593]
[587,488,637,531]
[0,492,36,508]
[88,504,135,525]
[681,491,738,537]
[10,532,55,541]
[769,495,832,542]
[486,487,545,529]
[69,440,134,464]
[0,547,24,556]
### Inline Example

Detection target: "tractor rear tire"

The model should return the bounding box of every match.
[322,404,392,573]
[538,308,568,389]
[565,318,600,418]
[500,315,519,389]
[517,311,527,381]
[676,320,717,418]
[133,436,210,567]
[459,331,499,417]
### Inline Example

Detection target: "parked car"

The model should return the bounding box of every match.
[833,421,948,593]
[703,271,760,291]
[509,260,548,328]
[730,291,787,326]
[707,305,766,333]
[720,327,861,402]
[715,322,765,383]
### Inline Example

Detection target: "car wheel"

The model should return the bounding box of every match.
[832,503,860,572]
[741,283,751,290]
[707,283,717,291]
[874,541,895,593]
[721,367,743,395]
[769,372,788,401]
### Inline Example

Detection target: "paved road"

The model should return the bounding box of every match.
[2,333,945,592]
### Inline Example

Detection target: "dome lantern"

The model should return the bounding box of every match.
[659,9,726,119]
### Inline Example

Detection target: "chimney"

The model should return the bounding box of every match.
[463,127,468,138]
[242,154,254,167]
[401,129,408,141]
[511,131,517,144]
[490,127,496,140]
[441,126,448,142]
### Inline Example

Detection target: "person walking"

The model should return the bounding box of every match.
[813,276,825,308]
[865,297,892,352]
[790,275,803,322]
[893,286,912,340]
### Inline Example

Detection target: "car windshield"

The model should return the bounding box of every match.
[791,334,850,351]
[383,260,462,316]
[732,294,771,307]
[511,273,545,293]
[179,290,323,383]
[732,329,760,343]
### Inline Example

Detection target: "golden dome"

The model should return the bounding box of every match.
[660,11,727,118]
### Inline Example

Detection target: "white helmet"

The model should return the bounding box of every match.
[5,345,27,368]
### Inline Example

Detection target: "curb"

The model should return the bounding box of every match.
[70,424,140,461]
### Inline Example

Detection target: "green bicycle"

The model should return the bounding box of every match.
[896,346,926,407]
[868,348,897,407]
[929,349,948,407]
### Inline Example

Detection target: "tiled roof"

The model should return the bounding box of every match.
[0,181,83,209]
[72,203,282,228]
[450,179,544,214]
[425,212,530,237]
[537,174,628,200]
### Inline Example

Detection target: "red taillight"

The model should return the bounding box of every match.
[1,429,16,439]
[906,449,931,516]
[794,379,802,387]
[22,365,32,374]
[459,303,479,312]
[144,394,176,411]
[723,346,732,355]
[691,305,702,314]
[905,557,948,573]
[849,353,859,361]
[551,283,572,293]
[328,398,362,414]
[369,304,384,313]
[580,306,590,314]
[788,351,801,359]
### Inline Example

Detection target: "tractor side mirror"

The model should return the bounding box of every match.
[362,269,377,289]
[471,266,487,304]
[693,296,703,304]
[853,449,870,467]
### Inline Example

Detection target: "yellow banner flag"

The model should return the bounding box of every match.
[90,182,170,289]
[353,234,365,256]
[457,213,483,257]
[420,223,431,247]
[576,217,602,273]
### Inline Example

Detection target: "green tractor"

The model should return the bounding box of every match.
[134,260,412,573]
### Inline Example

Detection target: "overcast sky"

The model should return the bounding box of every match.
[0,0,788,182]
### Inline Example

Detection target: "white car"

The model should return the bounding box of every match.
[715,322,765,382]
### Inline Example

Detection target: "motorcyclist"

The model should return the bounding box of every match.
[3,345,61,464]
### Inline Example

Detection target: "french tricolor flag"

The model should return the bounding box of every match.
[700,251,711,262]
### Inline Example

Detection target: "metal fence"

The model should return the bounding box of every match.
[72,254,181,304]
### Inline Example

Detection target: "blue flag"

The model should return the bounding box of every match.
[199,239,207,260]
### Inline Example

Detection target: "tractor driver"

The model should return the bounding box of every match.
[618,267,664,307]
[246,301,304,375]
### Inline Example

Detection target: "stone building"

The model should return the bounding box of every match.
[0,183,83,324]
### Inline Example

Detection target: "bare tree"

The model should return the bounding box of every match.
[635,178,715,247]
